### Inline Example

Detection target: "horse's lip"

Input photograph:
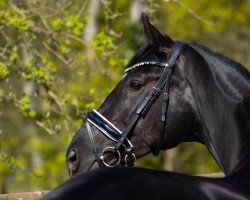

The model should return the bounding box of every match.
[72,156,122,178]
[70,158,96,178]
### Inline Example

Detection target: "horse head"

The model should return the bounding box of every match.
[66,14,201,178]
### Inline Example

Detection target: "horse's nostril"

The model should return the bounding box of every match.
[67,149,79,176]
[68,150,77,162]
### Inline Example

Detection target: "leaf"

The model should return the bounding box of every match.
[0,62,10,79]
[29,110,37,118]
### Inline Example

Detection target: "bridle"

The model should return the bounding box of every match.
[85,41,184,168]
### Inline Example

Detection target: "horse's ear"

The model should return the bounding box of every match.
[141,13,174,53]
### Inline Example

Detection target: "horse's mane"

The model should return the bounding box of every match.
[188,42,250,81]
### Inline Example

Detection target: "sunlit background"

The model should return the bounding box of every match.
[0,0,249,193]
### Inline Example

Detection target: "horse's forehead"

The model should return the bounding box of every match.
[134,49,157,62]
[124,52,165,78]
[127,48,157,68]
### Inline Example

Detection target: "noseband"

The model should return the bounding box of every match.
[85,41,184,168]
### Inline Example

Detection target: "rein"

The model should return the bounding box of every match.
[85,41,184,168]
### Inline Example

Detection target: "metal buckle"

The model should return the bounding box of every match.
[125,153,136,165]
[100,146,121,167]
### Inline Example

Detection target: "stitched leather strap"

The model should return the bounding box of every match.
[115,41,184,151]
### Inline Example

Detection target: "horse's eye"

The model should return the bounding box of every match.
[129,81,143,91]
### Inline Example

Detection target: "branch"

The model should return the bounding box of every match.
[162,0,213,25]
[42,42,71,65]
[65,33,102,67]
[76,0,89,18]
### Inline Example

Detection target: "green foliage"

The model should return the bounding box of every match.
[0,0,249,193]
[21,60,52,84]
[92,32,115,51]
[176,143,221,174]
[0,62,9,79]
[0,7,30,31]
[0,149,19,171]
[50,14,87,36]
[18,94,36,118]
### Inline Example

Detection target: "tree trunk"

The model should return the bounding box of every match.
[163,147,179,171]
[130,0,146,23]
[84,0,100,43]
[84,0,100,64]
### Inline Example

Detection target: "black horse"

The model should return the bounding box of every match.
[44,14,250,199]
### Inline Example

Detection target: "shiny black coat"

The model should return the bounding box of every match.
[43,167,250,200]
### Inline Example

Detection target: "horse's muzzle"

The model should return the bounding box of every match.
[66,149,79,178]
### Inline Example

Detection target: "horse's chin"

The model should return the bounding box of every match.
[70,161,99,178]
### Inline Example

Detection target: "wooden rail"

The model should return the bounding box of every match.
[0,191,50,200]
[196,172,224,178]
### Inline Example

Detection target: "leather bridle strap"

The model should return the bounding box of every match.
[115,41,184,151]
[85,109,133,167]
[85,120,105,167]
[161,41,184,122]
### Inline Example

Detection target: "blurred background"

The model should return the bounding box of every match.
[0,0,249,193]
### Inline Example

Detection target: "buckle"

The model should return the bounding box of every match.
[100,146,121,167]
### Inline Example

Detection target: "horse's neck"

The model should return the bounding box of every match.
[184,44,250,175]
